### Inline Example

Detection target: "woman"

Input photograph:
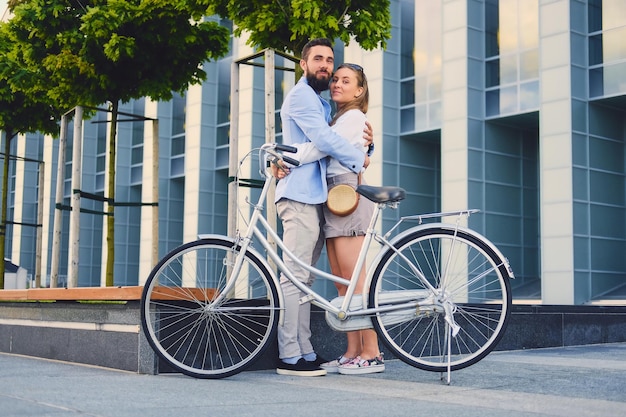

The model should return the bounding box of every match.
[277,63,384,375]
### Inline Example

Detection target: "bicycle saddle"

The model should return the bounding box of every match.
[356,185,406,203]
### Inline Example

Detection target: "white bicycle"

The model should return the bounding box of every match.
[141,143,514,380]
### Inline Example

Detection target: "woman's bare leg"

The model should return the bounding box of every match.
[328,236,381,360]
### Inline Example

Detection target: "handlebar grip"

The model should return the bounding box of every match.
[275,143,298,153]
[282,155,300,167]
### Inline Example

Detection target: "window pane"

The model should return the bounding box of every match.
[428,72,441,101]
[95,174,104,191]
[486,89,500,116]
[171,135,185,156]
[588,0,602,32]
[520,49,538,80]
[520,81,539,111]
[603,61,626,96]
[499,0,519,52]
[485,0,499,57]
[500,54,518,84]
[216,125,229,147]
[170,157,184,177]
[96,156,105,172]
[518,0,539,49]
[589,34,603,66]
[131,148,143,165]
[216,147,229,170]
[130,166,142,184]
[500,85,517,114]
[589,67,604,97]
[486,59,500,87]
[415,104,427,131]
[401,107,415,133]
[132,122,143,146]
[603,26,626,62]
[415,76,428,102]
[429,101,441,127]
[171,94,185,136]
[217,61,231,124]
[400,0,415,78]
[401,79,415,106]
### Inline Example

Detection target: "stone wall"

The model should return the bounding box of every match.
[1,302,625,374]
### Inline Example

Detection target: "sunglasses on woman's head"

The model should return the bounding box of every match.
[340,63,363,72]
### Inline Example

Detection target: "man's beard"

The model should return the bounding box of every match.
[306,72,331,93]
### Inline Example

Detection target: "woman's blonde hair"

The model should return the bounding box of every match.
[330,63,369,125]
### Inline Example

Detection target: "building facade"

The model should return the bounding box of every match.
[1,0,625,304]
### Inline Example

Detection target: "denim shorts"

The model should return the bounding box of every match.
[323,173,375,239]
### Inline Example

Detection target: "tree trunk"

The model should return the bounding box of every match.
[105,101,118,286]
[0,128,13,289]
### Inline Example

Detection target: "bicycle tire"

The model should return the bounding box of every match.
[369,226,512,372]
[140,237,280,379]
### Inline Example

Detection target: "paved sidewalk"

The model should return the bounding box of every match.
[1,343,625,417]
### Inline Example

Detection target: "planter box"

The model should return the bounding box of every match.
[0,287,156,373]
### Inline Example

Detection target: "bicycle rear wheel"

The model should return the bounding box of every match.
[369,226,512,372]
[141,238,280,378]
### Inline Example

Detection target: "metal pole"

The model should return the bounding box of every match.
[68,106,83,288]
[34,161,44,288]
[50,113,69,288]
[151,119,159,267]
[264,49,278,271]
[227,61,240,240]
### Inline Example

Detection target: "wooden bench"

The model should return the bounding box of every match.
[0,286,215,302]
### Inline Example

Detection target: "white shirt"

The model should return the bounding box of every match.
[291,109,368,178]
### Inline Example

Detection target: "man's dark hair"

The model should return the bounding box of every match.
[301,38,333,60]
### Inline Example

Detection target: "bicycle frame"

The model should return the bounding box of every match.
[203,165,380,322]
[206,145,511,326]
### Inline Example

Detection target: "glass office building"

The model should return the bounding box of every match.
[2,0,625,305]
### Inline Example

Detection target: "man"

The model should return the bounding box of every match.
[275,38,370,376]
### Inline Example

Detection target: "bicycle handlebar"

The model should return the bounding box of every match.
[273,143,300,166]
[281,155,300,166]
[263,143,300,167]
[274,143,297,153]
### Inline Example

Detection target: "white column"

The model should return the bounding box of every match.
[538,0,574,304]
[182,83,203,246]
[10,134,26,266]
[343,45,385,190]
[440,0,469,215]
[69,106,83,288]
[138,99,159,285]
[40,134,56,287]
[233,40,257,232]
[50,115,69,288]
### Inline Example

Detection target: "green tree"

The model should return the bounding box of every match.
[0,20,62,289]
[206,0,391,59]
[5,0,230,286]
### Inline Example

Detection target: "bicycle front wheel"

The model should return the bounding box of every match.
[369,227,512,372]
[141,238,280,379]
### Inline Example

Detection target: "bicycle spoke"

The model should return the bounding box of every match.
[370,227,511,372]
